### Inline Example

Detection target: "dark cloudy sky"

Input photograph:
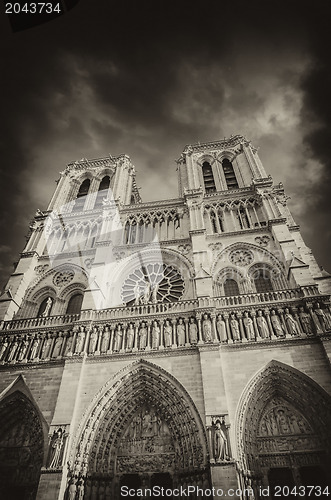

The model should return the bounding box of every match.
[1,0,331,289]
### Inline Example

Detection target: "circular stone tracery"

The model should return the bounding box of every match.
[53,269,74,287]
[121,263,185,305]
[229,249,254,266]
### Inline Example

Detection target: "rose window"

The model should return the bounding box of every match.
[121,263,185,305]
[229,249,254,266]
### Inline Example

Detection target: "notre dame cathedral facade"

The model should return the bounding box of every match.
[0,135,331,500]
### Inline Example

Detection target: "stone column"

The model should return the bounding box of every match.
[223,313,232,343]
[121,322,127,352]
[184,318,190,346]
[278,308,290,338]
[196,313,203,344]
[146,320,151,351]
[159,319,164,350]
[82,327,91,354]
[95,325,103,355]
[251,311,258,341]
[292,306,304,336]
[108,325,115,354]
[133,323,139,351]
[237,312,246,342]
[264,309,274,339]
[171,318,177,348]
[211,313,217,343]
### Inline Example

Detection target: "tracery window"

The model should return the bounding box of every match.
[223,278,240,296]
[94,176,110,208]
[66,293,83,315]
[202,161,216,193]
[73,179,90,212]
[222,159,239,189]
[252,268,273,293]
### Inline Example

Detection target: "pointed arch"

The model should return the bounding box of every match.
[235,360,331,482]
[0,375,48,499]
[69,360,209,481]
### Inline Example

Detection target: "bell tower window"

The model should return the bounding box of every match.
[224,279,240,296]
[222,159,239,189]
[202,162,216,193]
[94,176,110,208]
[73,179,90,211]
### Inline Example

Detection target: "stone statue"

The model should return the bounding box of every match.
[114,325,122,351]
[151,283,159,303]
[41,333,52,359]
[189,317,198,344]
[270,310,285,337]
[17,337,29,361]
[0,337,8,360]
[284,308,300,335]
[49,428,64,468]
[75,326,85,354]
[89,327,98,353]
[256,310,269,339]
[214,420,228,461]
[299,306,313,334]
[243,311,255,340]
[315,303,331,331]
[68,480,77,500]
[7,336,19,362]
[133,282,141,306]
[28,335,38,360]
[138,322,147,349]
[77,480,85,500]
[177,318,185,346]
[230,313,240,341]
[163,320,172,347]
[151,321,160,349]
[100,326,110,352]
[216,315,227,342]
[52,332,63,358]
[64,333,73,355]
[126,323,134,350]
[142,280,151,304]
[41,297,53,317]
[202,314,212,342]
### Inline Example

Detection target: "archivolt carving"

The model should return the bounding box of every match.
[69,360,208,479]
[235,360,331,474]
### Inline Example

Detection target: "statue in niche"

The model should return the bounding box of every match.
[126,323,134,350]
[17,336,29,361]
[243,311,255,340]
[98,482,106,500]
[177,318,185,346]
[214,420,229,461]
[41,297,53,317]
[315,303,331,331]
[91,480,98,500]
[151,320,160,349]
[113,325,123,351]
[256,310,269,339]
[75,326,85,354]
[202,313,212,342]
[138,322,147,349]
[230,313,240,341]
[41,333,52,359]
[68,480,77,500]
[89,327,98,353]
[100,326,110,352]
[189,317,198,344]
[163,320,172,347]
[77,479,85,500]
[7,336,19,362]
[48,428,64,468]
[52,332,63,358]
[216,315,227,343]
[270,310,285,337]
[299,306,313,334]
[64,333,73,355]
[0,337,8,360]
[284,308,300,335]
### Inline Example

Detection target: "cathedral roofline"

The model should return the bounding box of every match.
[181,134,249,155]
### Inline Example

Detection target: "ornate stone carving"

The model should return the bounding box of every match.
[229,249,254,267]
[255,235,270,247]
[177,318,185,346]
[53,269,75,287]
[189,317,198,344]
[34,264,49,275]
[202,313,212,342]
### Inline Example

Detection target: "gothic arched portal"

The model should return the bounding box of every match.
[0,389,45,500]
[68,360,209,499]
[236,361,331,499]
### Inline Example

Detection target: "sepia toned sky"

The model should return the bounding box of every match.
[0,0,331,288]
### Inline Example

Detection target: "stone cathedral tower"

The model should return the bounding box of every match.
[1,135,331,500]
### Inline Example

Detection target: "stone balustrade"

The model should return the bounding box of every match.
[1,313,80,331]
[0,300,330,366]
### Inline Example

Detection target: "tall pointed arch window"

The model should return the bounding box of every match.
[202,162,216,193]
[73,179,90,211]
[222,159,239,189]
[253,268,273,293]
[224,279,240,296]
[66,293,83,315]
[94,176,110,208]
